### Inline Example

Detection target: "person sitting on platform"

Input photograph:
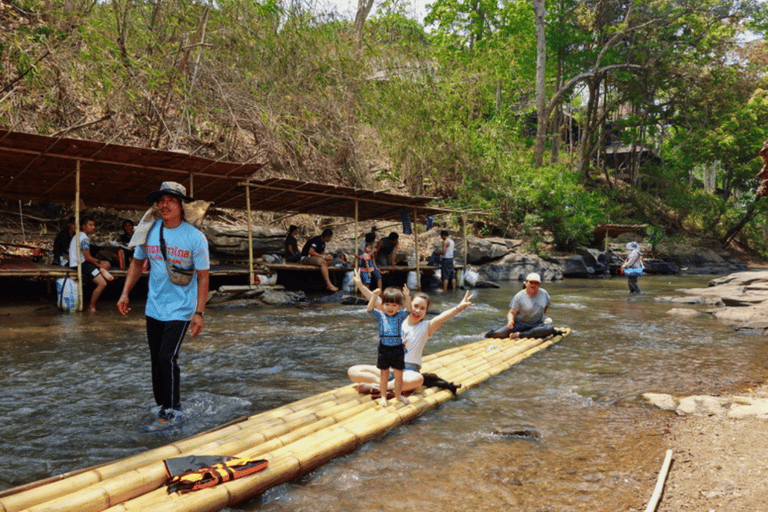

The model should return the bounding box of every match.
[283,225,302,263]
[485,272,554,339]
[300,228,339,292]
[118,219,135,268]
[358,243,382,290]
[53,216,76,266]
[374,231,399,269]
[69,215,113,312]
[359,231,376,256]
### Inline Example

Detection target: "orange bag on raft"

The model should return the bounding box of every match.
[165,456,268,494]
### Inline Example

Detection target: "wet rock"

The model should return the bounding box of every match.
[464,237,522,264]
[668,270,768,331]
[643,392,678,411]
[667,308,705,317]
[550,255,594,277]
[477,253,563,283]
[261,289,306,305]
[643,391,768,419]
[492,427,541,440]
[473,280,500,288]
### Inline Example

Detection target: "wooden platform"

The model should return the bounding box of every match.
[0,259,461,279]
[0,259,263,279]
[0,329,570,512]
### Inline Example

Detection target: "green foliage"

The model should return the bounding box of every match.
[4,0,768,257]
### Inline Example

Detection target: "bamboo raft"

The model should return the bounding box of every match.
[0,329,570,512]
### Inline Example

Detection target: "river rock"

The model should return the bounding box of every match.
[549,255,594,277]
[659,246,748,275]
[643,391,768,419]
[667,307,705,317]
[204,223,285,257]
[477,253,563,283]
[464,237,523,264]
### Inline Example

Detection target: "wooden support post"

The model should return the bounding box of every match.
[414,207,421,290]
[75,160,83,311]
[246,183,254,286]
[462,212,468,267]
[188,174,194,198]
[354,200,359,272]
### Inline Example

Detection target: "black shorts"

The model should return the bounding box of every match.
[441,258,455,280]
[71,261,101,280]
[377,343,405,371]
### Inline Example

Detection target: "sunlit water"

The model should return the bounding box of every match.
[1,274,766,511]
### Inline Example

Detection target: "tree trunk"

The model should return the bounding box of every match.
[354,0,375,50]
[533,0,547,167]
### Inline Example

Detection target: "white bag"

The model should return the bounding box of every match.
[464,269,480,287]
[407,271,418,289]
[56,277,79,312]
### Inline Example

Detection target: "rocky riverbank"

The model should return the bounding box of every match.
[659,270,768,334]
[0,203,758,308]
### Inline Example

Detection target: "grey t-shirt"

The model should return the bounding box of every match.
[509,288,550,326]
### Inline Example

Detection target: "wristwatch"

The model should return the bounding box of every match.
[194,311,204,316]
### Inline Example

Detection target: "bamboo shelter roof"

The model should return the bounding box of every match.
[0,129,459,221]
[593,223,647,238]
[218,177,456,222]
[0,129,262,210]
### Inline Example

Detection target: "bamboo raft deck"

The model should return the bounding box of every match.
[0,329,570,512]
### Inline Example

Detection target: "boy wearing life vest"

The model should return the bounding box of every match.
[366,284,412,407]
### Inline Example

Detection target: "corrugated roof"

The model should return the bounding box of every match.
[0,129,458,221]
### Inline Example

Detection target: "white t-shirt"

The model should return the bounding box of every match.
[443,238,455,259]
[403,319,430,368]
[68,231,90,266]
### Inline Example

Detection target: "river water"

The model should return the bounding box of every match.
[1,274,766,511]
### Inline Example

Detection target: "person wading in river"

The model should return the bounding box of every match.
[117,182,210,432]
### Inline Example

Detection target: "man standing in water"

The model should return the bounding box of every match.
[117,182,210,432]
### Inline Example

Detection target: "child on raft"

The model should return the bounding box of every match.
[365,282,412,406]
[350,269,473,398]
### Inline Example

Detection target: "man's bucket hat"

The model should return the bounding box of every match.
[146,181,194,204]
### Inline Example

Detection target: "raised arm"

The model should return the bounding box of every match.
[427,290,473,336]
[353,268,381,305]
[366,288,382,312]
[402,283,412,312]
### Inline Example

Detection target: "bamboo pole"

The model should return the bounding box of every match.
[644,449,673,512]
[2,331,570,512]
[413,207,421,290]
[75,160,83,312]
[462,212,468,284]
[245,184,254,285]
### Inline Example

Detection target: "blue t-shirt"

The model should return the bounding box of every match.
[133,220,210,321]
[368,308,410,346]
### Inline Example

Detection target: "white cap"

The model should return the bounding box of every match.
[526,272,541,283]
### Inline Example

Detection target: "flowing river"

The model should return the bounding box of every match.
[1,274,765,511]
